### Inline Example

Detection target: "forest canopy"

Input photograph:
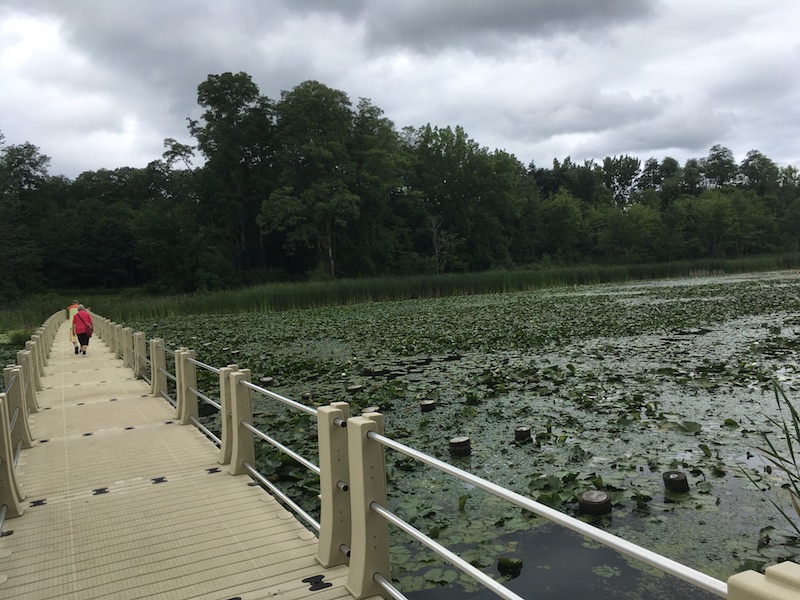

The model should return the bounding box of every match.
[1,72,799,300]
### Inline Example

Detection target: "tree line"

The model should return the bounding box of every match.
[2,71,799,299]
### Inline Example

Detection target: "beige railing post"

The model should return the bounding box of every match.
[316,401,352,568]
[15,351,40,414]
[150,338,167,398]
[122,327,133,369]
[3,366,34,451]
[728,562,800,599]
[0,394,24,518]
[177,349,198,426]
[114,323,124,359]
[218,364,238,465]
[345,412,391,599]
[133,332,147,379]
[24,341,43,392]
[229,369,253,476]
[174,348,186,418]
[32,331,48,368]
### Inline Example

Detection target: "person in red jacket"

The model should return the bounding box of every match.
[72,304,94,356]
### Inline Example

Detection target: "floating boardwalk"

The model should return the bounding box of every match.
[0,321,371,599]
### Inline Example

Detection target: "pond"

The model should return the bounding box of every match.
[123,270,800,596]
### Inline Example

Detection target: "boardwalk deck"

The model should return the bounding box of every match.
[0,321,371,599]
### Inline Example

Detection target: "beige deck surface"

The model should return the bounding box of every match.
[0,321,368,600]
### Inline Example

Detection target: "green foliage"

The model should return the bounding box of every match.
[4,80,800,296]
[6,328,31,348]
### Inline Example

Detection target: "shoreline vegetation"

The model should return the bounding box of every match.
[3,254,800,335]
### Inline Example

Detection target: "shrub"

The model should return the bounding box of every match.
[7,329,31,348]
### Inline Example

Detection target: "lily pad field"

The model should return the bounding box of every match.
[121,270,800,597]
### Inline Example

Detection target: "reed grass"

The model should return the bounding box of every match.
[3,253,800,329]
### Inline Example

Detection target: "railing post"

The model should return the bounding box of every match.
[4,366,34,450]
[728,562,800,599]
[316,401,351,568]
[122,327,133,369]
[229,369,253,476]
[114,323,124,359]
[15,351,39,413]
[0,394,24,518]
[174,348,186,419]
[345,413,391,599]
[32,331,48,368]
[24,341,43,391]
[150,338,166,398]
[177,349,198,426]
[217,364,238,465]
[133,332,147,379]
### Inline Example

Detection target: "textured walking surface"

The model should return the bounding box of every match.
[0,322,365,599]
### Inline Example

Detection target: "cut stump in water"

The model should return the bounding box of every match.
[449,436,471,456]
[662,470,690,492]
[497,557,523,578]
[514,426,532,442]
[421,400,436,412]
[577,490,612,515]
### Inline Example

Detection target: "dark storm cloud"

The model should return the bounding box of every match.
[279,0,656,51]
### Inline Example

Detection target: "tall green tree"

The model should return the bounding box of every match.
[739,150,780,196]
[602,155,641,208]
[0,137,49,298]
[339,98,415,276]
[258,80,359,278]
[189,72,277,280]
[703,144,737,188]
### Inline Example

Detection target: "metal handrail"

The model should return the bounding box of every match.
[188,386,221,411]
[371,501,521,600]
[240,380,317,417]
[187,357,220,375]
[242,461,320,531]
[9,407,19,432]
[189,416,221,446]
[241,420,320,475]
[374,573,409,600]
[13,439,23,467]
[160,368,177,383]
[367,430,728,598]
[160,390,175,407]
[2,374,15,395]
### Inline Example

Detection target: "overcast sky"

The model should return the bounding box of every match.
[2,0,799,179]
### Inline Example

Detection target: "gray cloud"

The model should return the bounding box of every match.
[1,0,799,177]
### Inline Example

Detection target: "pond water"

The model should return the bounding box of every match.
[124,270,800,596]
